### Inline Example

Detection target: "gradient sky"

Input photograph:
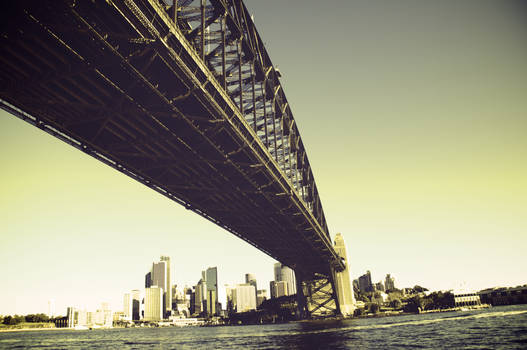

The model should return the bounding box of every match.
[1,0,526,316]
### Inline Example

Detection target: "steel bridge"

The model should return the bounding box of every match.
[0,0,347,318]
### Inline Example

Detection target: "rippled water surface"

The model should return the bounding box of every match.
[1,304,526,349]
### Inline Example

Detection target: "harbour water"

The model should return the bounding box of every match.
[1,304,526,349]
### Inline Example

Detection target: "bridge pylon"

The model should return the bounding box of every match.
[296,268,342,319]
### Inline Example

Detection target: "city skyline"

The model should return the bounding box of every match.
[1,0,526,316]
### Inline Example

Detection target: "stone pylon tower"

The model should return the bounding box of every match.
[333,233,356,316]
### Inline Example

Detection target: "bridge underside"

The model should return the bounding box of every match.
[0,0,345,298]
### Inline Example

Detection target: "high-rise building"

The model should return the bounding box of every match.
[257,289,268,307]
[205,267,218,316]
[144,287,163,321]
[123,293,132,320]
[145,271,152,288]
[273,263,297,296]
[358,270,373,293]
[160,256,172,314]
[131,289,141,321]
[233,284,257,312]
[245,273,258,304]
[375,282,385,292]
[194,278,206,316]
[225,284,235,314]
[385,274,396,291]
[270,280,288,298]
[333,233,356,316]
[151,260,168,316]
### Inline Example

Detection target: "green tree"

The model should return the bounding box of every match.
[368,303,380,314]
[390,298,402,309]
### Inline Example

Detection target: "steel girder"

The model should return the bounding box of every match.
[0,0,345,276]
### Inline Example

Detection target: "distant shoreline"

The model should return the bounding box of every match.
[0,305,493,332]
[0,327,66,333]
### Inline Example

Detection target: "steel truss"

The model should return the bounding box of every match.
[297,271,341,319]
[0,0,345,283]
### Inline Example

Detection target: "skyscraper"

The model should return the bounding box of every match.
[160,256,172,315]
[233,284,257,312]
[145,271,152,288]
[358,270,373,293]
[144,287,163,321]
[123,293,132,320]
[333,233,356,316]
[245,273,257,303]
[385,274,396,291]
[151,260,168,316]
[205,267,218,316]
[257,289,268,307]
[273,263,297,296]
[131,289,141,321]
[270,280,288,298]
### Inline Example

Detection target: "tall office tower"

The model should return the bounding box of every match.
[160,256,172,314]
[225,284,235,313]
[151,260,168,315]
[273,263,297,296]
[358,270,373,293]
[333,233,356,316]
[270,280,289,298]
[245,273,258,303]
[144,287,163,321]
[385,274,396,291]
[257,289,268,307]
[194,278,206,316]
[123,293,132,320]
[273,263,282,282]
[145,271,152,288]
[234,284,257,312]
[269,281,276,298]
[131,289,141,321]
[205,267,218,316]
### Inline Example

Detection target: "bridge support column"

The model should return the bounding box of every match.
[296,269,342,319]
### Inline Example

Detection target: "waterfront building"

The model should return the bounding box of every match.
[205,267,219,316]
[66,307,75,328]
[332,233,356,316]
[375,282,385,292]
[123,293,132,320]
[131,289,141,320]
[151,260,168,315]
[225,284,235,313]
[385,274,396,291]
[145,271,152,288]
[144,286,164,321]
[358,271,373,293]
[231,284,257,312]
[479,285,527,306]
[257,289,268,307]
[270,280,289,298]
[245,273,258,303]
[273,263,297,296]
[194,279,206,316]
[160,256,172,315]
[454,292,481,307]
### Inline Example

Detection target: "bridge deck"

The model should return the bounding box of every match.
[0,0,344,275]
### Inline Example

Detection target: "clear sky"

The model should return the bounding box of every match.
[1,0,526,316]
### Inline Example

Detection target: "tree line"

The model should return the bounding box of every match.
[1,313,51,325]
